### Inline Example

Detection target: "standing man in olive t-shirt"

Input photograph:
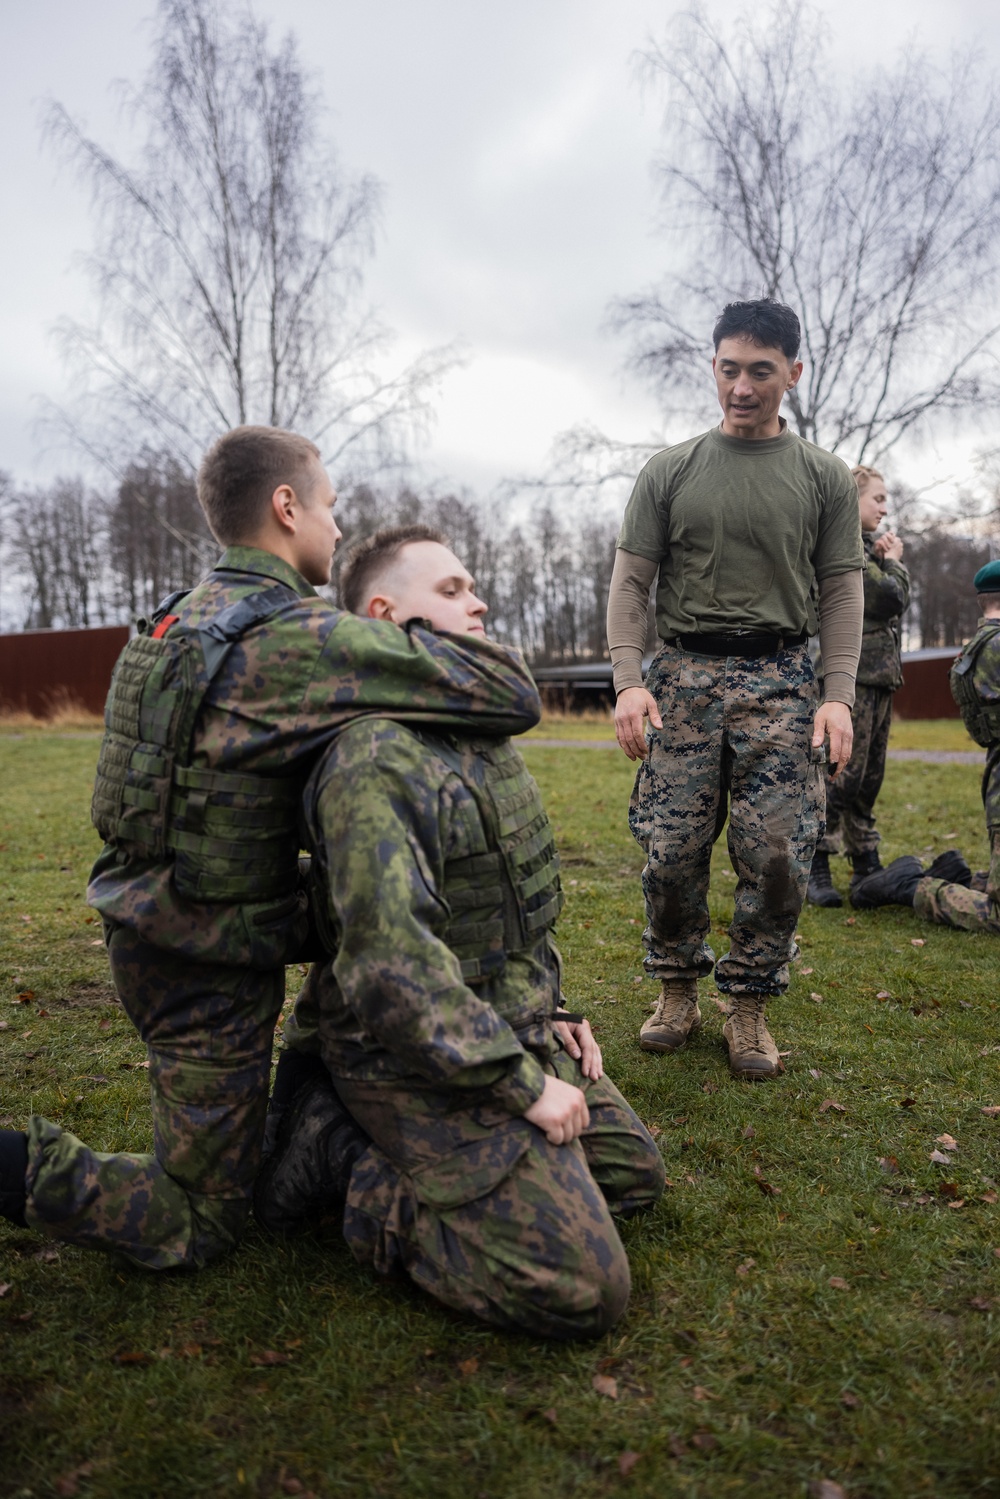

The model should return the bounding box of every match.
[606,299,864,1081]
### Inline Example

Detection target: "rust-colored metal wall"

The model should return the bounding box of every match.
[0,626,129,717]
[894,648,961,720]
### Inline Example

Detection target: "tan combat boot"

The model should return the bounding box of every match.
[722,996,781,1081]
[639,978,702,1053]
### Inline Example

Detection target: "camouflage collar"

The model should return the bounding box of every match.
[214,546,319,598]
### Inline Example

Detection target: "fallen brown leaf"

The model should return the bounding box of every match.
[935,1133,959,1150]
[808,1483,848,1499]
[947,1199,966,1210]
[969,1297,994,1312]
[667,1435,689,1459]
[910,938,925,947]
[702,1079,718,1094]
[981,1106,1000,1117]
[0,1284,10,1298]
[249,1350,291,1367]
[111,1350,153,1366]
[690,1432,718,1452]
[541,1407,558,1424]
[844,917,856,925]
[692,1386,717,1401]
[54,1464,95,1499]
[980,1191,998,1204]
[876,990,891,1000]
[929,1150,953,1165]
[679,1355,694,1368]
[810,992,824,1004]
[458,1357,479,1377]
[900,1097,916,1108]
[809,1068,822,1079]
[14,991,35,1003]
[592,1373,618,1399]
[801,967,814,975]
[878,1156,900,1174]
[736,1258,756,1276]
[828,1277,850,1290]
[819,1099,846,1114]
[840,1391,861,1409]
[280,1479,304,1496]
[755,1178,780,1197]
[710,995,730,1013]
[618,1451,642,1477]
[742,1125,756,1139]
[937,1182,961,1198]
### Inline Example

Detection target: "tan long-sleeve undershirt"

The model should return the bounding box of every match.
[606,549,863,706]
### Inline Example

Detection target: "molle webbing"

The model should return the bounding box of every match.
[950,624,1000,748]
[431,736,563,983]
[91,582,302,903]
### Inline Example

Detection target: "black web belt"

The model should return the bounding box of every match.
[673,630,808,658]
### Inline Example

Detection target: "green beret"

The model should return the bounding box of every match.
[974,559,1000,592]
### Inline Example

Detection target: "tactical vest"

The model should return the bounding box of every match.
[91,582,303,903]
[950,622,1000,748]
[422,735,564,984]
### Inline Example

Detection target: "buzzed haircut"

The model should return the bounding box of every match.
[978,592,1000,609]
[851,464,884,494]
[339,524,449,615]
[713,299,801,362]
[197,426,321,545]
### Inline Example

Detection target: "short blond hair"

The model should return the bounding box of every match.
[851,464,884,495]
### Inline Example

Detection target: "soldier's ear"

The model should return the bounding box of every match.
[367,594,397,622]
[270,483,298,534]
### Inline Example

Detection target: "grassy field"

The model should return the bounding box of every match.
[1,730,999,1499]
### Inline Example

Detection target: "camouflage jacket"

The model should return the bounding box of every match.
[301,720,564,1116]
[966,617,1000,826]
[88,547,541,966]
[857,532,910,689]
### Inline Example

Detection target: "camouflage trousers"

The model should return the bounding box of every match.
[914,827,1000,936]
[630,643,824,997]
[818,683,893,858]
[332,1049,665,1340]
[24,924,285,1270]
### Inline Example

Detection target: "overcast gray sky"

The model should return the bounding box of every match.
[3,0,1000,507]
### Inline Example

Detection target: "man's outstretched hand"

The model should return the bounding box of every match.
[614,686,663,761]
[523,1075,590,1145]
[813,701,853,778]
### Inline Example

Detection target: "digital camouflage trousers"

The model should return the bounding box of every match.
[629,643,824,998]
[914,826,1000,936]
[331,1049,665,1340]
[24,924,285,1270]
[817,683,893,859]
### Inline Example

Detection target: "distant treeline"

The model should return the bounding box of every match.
[0,453,992,657]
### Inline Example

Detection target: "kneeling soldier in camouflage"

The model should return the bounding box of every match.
[255,527,665,1339]
[0,431,541,1265]
[852,560,1000,933]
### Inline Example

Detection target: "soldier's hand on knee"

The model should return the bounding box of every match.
[614,687,662,761]
[813,701,853,779]
[553,1016,603,1081]
[523,1075,590,1144]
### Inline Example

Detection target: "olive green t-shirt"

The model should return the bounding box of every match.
[617,424,863,638]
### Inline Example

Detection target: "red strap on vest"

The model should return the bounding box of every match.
[151,614,179,640]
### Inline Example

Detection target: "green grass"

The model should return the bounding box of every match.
[2,733,1000,1498]
[888,719,977,753]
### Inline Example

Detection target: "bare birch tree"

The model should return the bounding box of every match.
[44,0,453,480]
[611,2,1000,461]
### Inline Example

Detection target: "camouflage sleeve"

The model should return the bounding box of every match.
[309,721,545,1114]
[298,614,541,741]
[863,557,909,622]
